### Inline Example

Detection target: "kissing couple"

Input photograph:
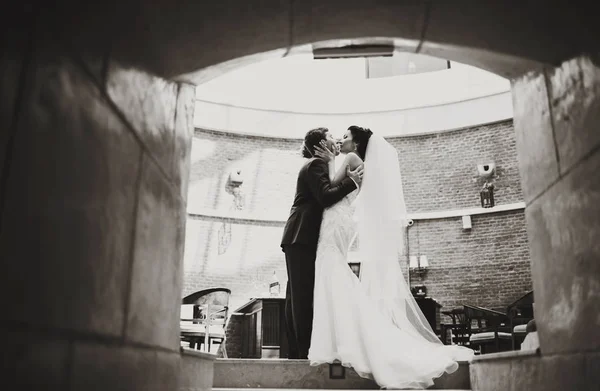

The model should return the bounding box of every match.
[281,126,474,389]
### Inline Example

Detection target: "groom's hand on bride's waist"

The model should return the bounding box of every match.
[347,164,364,188]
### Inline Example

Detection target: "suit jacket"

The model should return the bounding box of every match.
[281,158,357,249]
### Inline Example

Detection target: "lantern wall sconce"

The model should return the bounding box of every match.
[477,163,496,178]
[410,255,429,276]
[228,168,244,187]
[480,182,495,208]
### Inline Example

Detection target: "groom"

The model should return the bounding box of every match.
[281,127,363,359]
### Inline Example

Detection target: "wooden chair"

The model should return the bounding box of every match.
[506,290,534,350]
[440,308,470,346]
[180,288,231,355]
[463,305,512,354]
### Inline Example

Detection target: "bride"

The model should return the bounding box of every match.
[309,125,474,389]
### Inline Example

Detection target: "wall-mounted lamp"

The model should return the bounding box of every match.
[410,255,429,276]
[480,182,495,208]
[225,168,245,211]
[409,255,418,268]
[477,163,496,178]
[228,169,244,187]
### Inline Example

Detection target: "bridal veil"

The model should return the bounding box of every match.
[353,134,447,346]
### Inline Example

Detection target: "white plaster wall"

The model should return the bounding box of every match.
[193,57,512,137]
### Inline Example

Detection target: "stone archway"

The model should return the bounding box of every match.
[1,1,598,390]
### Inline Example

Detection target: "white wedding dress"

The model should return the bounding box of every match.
[308,136,474,389]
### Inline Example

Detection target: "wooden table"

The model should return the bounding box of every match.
[235,297,290,358]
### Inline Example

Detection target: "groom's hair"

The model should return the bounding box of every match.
[301,127,329,158]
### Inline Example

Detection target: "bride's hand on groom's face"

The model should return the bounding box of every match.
[314,141,335,162]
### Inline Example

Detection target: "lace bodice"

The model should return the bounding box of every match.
[316,190,358,260]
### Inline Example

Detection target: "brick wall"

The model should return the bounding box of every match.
[407,210,532,311]
[183,219,288,312]
[187,130,302,215]
[389,121,523,212]
[187,120,522,215]
[183,119,532,316]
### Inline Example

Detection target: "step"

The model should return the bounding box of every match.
[213,359,471,390]
[469,349,542,391]
[180,348,215,391]
[215,389,470,391]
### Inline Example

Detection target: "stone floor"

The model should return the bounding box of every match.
[212,358,471,390]
[214,389,470,391]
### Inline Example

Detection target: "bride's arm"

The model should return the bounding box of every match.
[313,143,363,186]
[327,160,336,181]
[331,153,363,186]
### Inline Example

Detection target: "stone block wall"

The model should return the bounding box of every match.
[512,55,600,359]
[0,13,194,390]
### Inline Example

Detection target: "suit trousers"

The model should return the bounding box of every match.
[285,282,300,359]
[283,243,316,359]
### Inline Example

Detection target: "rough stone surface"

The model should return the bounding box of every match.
[421,3,580,78]
[0,20,29,179]
[432,360,471,390]
[470,349,600,390]
[126,155,183,350]
[548,56,600,174]
[526,147,600,354]
[70,342,179,391]
[292,0,424,48]
[511,70,560,203]
[470,350,540,391]
[106,62,178,181]
[0,327,70,390]
[0,46,140,337]
[0,22,195,391]
[538,353,587,391]
[212,359,470,390]
[173,83,196,201]
[112,0,290,79]
[4,0,597,82]
[213,359,379,389]
[584,352,600,388]
[180,349,216,391]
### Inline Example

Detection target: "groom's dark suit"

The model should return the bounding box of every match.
[281,157,357,359]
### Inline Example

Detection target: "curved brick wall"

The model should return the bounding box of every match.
[187,120,522,214]
[183,119,531,318]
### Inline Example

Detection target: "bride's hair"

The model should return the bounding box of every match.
[348,125,373,160]
[301,127,329,158]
